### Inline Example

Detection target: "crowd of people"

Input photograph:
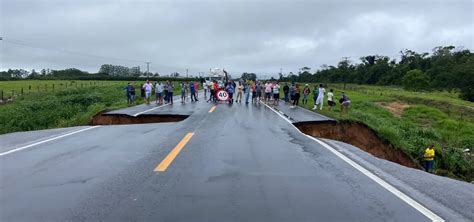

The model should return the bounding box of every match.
[180,81,200,104]
[207,80,282,105]
[285,82,351,113]
[200,80,351,113]
[124,80,175,105]
[125,80,352,113]
[124,80,444,173]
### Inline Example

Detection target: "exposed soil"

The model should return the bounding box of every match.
[294,120,420,169]
[378,102,410,117]
[91,112,188,125]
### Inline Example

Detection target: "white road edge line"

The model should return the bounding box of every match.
[0,126,102,157]
[133,103,170,117]
[132,91,204,117]
[261,102,444,222]
[133,92,204,117]
[295,104,332,120]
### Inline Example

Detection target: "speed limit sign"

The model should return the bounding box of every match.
[216,90,229,101]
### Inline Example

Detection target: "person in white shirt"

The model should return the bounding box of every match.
[204,81,209,100]
[327,89,335,111]
[142,80,154,104]
[272,82,280,105]
[264,81,272,104]
[155,81,164,105]
[313,84,325,110]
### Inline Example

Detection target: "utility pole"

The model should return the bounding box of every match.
[186,69,188,78]
[145,62,151,79]
[341,57,350,90]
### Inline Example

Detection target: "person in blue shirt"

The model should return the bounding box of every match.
[226,81,235,104]
[244,81,250,105]
[180,82,187,104]
[167,81,174,105]
[124,83,134,105]
[189,81,198,102]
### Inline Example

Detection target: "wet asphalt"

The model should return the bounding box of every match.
[0,94,450,221]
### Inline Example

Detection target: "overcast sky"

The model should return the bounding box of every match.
[1,0,473,77]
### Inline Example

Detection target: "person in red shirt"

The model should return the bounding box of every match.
[252,82,257,104]
[213,81,219,102]
[194,82,200,99]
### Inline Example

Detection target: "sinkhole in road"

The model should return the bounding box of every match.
[91,113,189,125]
[294,120,419,169]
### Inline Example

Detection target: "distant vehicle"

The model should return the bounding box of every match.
[205,68,231,88]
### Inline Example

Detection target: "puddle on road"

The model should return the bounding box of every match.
[294,120,419,169]
[91,112,189,125]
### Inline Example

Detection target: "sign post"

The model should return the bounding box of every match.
[216,89,229,102]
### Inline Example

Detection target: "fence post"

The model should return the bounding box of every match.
[29,85,31,91]
[21,88,23,94]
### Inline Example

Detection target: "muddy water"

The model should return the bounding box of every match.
[294,120,419,169]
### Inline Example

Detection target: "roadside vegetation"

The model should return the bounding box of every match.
[280,46,474,102]
[0,80,182,134]
[291,83,473,182]
[0,80,112,101]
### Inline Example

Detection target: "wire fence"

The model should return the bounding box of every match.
[0,80,190,104]
[0,81,113,102]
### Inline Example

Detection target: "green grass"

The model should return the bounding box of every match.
[0,80,109,98]
[287,83,474,181]
[0,80,185,99]
[0,80,184,134]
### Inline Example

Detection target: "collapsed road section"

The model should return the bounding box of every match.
[91,112,189,125]
[294,120,419,169]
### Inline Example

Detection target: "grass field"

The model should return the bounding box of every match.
[0,80,152,100]
[0,80,184,134]
[284,83,474,181]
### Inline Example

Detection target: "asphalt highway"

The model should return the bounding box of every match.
[0,95,466,221]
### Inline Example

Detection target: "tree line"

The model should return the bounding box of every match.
[0,65,198,82]
[279,46,473,101]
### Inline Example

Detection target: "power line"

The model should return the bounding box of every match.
[2,37,406,75]
[1,37,210,74]
[2,37,145,63]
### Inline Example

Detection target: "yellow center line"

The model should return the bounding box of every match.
[154,132,194,172]
[208,105,217,113]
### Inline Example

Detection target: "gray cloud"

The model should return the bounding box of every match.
[1,0,473,77]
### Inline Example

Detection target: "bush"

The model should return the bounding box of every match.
[402,69,430,91]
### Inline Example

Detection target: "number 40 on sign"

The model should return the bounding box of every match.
[216,90,229,101]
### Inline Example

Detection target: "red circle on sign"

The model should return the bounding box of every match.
[216,90,229,101]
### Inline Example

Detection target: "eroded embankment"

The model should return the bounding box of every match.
[294,120,419,169]
[91,112,188,125]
